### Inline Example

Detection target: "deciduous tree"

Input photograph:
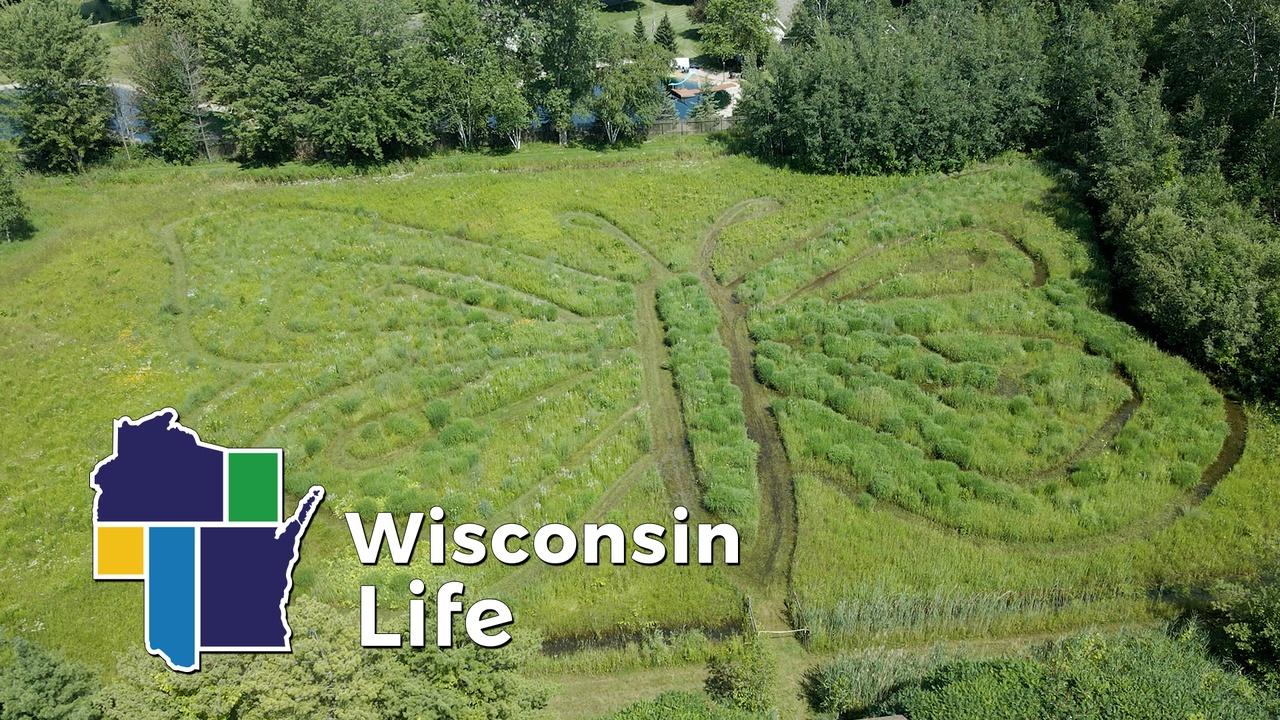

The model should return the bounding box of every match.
[0,150,31,243]
[0,2,114,173]
[132,25,214,162]
[700,0,775,66]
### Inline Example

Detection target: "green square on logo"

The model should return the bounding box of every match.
[227,451,280,522]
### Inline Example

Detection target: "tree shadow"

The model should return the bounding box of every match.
[1031,156,1112,301]
[680,27,703,42]
[3,215,35,244]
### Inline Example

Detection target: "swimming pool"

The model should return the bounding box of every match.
[667,74,708,119]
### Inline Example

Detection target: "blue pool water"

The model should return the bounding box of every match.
[668,75,708,120]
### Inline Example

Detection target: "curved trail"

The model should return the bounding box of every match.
[762,208,1251,553]
[725,166,1001,289]
[285,202,623,286]
[155,170,1254,663]
[812,396,1247,553]
[326,357,623,472]
[782,224,1048,306]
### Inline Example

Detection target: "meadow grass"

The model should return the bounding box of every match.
[0,139,1275,712]
[737,159,1272,648]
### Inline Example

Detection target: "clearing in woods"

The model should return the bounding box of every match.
[1,138,1277,716]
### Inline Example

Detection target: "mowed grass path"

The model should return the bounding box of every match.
[0,139,1276,719]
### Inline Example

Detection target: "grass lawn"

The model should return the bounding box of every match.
[599,0,702,59]
[1,136,1276,716]
[88,19,138,82]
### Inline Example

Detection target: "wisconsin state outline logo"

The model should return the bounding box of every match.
[90,408,325,672]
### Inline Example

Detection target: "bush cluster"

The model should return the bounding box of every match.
[874,628,1272,719]
[1045,3,1280,398]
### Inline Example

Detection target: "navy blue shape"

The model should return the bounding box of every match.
[199,489,322,649]
[93,410,224,522]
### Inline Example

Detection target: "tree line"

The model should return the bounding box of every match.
[0,0,689,168]
[738,0,1280,401]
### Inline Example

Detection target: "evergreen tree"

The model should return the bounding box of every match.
[633,12,647,44]
[691,93,719,123]
[654,12,677,54]
[0,630,101,719]
[0,2,114,173]
[0,152,30,243]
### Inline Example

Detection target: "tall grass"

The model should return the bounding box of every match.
[657,275,760,535]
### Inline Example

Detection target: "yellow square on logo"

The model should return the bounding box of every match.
[97,526,144,576]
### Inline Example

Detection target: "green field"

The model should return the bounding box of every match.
[0,137,1275,716]
[600,0,701,58]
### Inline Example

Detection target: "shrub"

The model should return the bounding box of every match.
[102,597,548,719]
[704,638,776,714]
[1209,547,1280,694]
[440,418,484,447]
[0,630,101,720]
[604,690,761,720]
[425,399,451,429]
[0,152,31,243]
[877,628,1271,720]
[801,647,946,716]
[1170,460,1200,488]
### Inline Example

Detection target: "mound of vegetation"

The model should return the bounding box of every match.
[657,275,759,534]
[0,629,101,720]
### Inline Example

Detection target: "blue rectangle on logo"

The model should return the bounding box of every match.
[146,526,197,671]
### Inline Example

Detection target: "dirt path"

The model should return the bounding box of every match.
[696,200,799,633]
[631,266,703,512]
[572,201,801,633]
